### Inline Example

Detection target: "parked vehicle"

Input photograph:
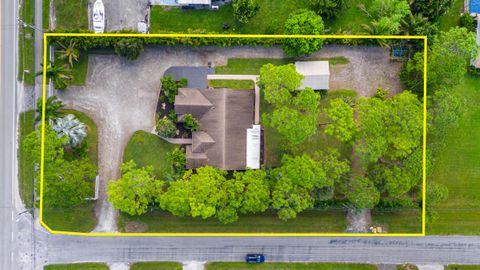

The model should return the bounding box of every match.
[245,254,265,263]
[92,0,105,33]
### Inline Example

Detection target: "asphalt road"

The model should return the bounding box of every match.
[0,0,19,269]
[43,235,480,266]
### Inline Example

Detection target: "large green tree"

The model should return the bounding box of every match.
[409,0,454,22]
[108,161,165,216]
[346,176,380,209]
[309,0,346,19]
[232,0,260,23]
[283,9,325,56]
[259,64,321,145]
[324,98,356,142]
[366,0,411,35]
[234,170,271,214]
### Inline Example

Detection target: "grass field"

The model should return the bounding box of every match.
[326,0,372,34]
[18,0,35,85]
[53,0,89,29]
[55,51,88,85]
[42,202,97,232]
[119,209,347,233]
[371,209,422,233]
[44,263,109,270]
[150,0,310,34]
[124,131,178,179]
[130,262,183,270]
[205,262,378,270]
[428,75,480,235]
[208,80,255,90]
[43,0,50,29]
[60,109,98,165]
[445,266,480,270]
[438,0,463,31]
[19,111,36,209]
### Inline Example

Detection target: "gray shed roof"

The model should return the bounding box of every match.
[295,61,330,90]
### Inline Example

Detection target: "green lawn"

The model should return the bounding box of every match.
[124,131,178,179]
[53,0,88,29]
[371,209,422,233]
[55,51,88,85]
[206,263,378,270]
[445,266,480,270]
[130,262,183,270]
[208,80,255,90]
[438,0,463,31]
[42,202,97,232]
[61,109,98,165]
[18,0,35,85]
[44,263,109,270]
[428,76,480,235]
[119,209,347,233]
[18,111,36,209]
[43,0,50,29]
[150,0,310,34]
[325,0,372,34]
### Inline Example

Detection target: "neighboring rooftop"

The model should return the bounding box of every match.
[295,61,330,90]
[150,0,211,6]
[175,88,255,170]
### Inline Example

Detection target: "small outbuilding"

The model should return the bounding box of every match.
[295,61,330,90]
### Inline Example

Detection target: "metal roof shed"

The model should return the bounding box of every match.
[295,61,330,90]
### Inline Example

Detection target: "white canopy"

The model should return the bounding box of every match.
[246,125,261,169]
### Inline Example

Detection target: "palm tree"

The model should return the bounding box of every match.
[361,21,390,47]
[57,40,80,67]
[35,95,64,122]
[401,13,429,36]
[36,62,73,90]
[52,114,87,147]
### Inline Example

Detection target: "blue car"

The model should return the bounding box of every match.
[245,254,265,263]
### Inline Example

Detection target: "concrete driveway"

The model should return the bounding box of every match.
[57,45,402,232]
[100,0,149,32]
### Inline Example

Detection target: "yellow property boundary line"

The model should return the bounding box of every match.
[40,33,428,237]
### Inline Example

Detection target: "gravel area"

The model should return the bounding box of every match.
[102,0,149,32]
[57,45,402,232]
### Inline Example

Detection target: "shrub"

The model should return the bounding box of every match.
[178,77,188,88]
[183,114,200,132]
[233,0,260,23]
[309,0,346,19]
[113,37,144,60]
[161,75,178,103]
[459,14,476,33]
[157,116,177,137]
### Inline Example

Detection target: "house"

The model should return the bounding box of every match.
[149,0,211,6]
[174,88,260,170]
[295,61,330,90]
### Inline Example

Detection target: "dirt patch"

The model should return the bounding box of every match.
[124,221,148,233]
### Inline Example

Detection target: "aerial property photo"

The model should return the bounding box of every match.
[33,33,427,236]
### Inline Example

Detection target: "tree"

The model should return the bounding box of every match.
[429,90,466,136]
[114,38,144,60]
[108,161,164,215]
[459,14,476,33]
[409,0,454,22]
[367,0,411,34]
[426,181,448,222]
[258,64,303,107]
[160,166,231,221]
[324,98,356,142]
[259,64,320,145]
[35,95,64,122]
[183,114,200,132]
[52,114,87,147]
[234,170,271,214]
[161,75,179,103]
[309,0,346,19]
[57,40,79,67]
[400,52,424,96]
[272,153,333,220]
[232,0,260,23]
[283,9,325,56]
[24,125,96,207]
[156,116,177,137]
[346,176,380,209]
[428,27,478,91]
[37,62,73,90]
[400,13,438,36]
